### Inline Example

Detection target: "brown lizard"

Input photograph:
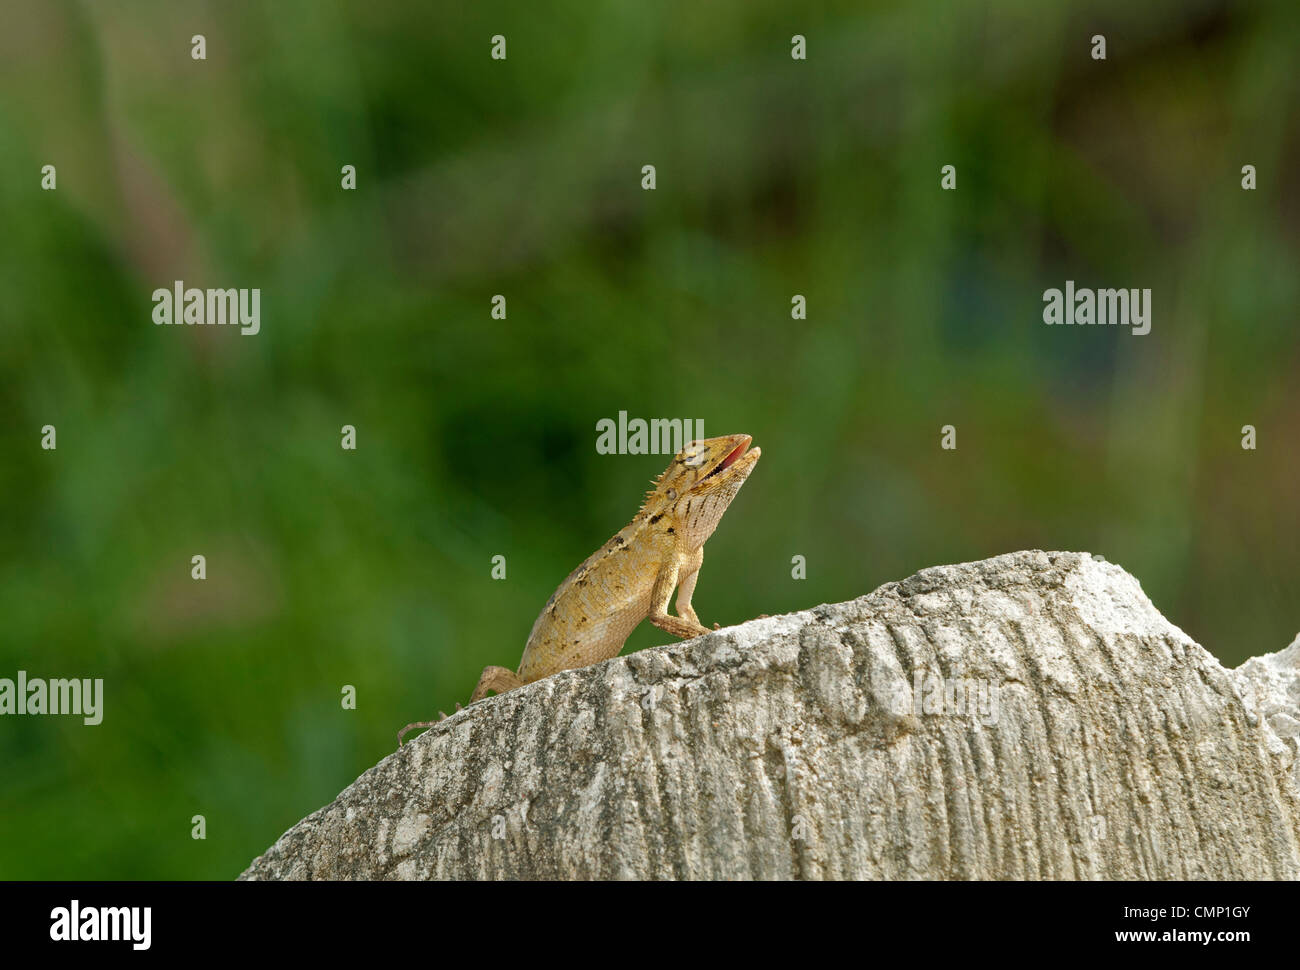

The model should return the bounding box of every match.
[398,433,760,744]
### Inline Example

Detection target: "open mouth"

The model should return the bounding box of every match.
[702,437,752,481]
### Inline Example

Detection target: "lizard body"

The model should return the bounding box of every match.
[398,434,759,743]
[471,433,760,701]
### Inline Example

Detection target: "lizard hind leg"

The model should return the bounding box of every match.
[470,665,524,703]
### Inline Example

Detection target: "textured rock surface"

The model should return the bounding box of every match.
[240,551,1300,879]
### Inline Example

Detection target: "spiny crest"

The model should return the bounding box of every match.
[640,466,672,512]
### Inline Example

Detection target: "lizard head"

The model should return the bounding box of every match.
[642,434,761,545]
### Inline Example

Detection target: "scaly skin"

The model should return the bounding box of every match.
[398,434,760,744]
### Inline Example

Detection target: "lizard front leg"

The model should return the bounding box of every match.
[674,546,720,630]
[648,558,711,640]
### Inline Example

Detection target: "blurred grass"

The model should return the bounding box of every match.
[1,0,1297,877]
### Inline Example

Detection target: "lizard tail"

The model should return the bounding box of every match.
[470,666,524,703]
[397,718,440,746]
[398,668,522,745]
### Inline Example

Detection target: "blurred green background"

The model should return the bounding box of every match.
[1,0,1297,878]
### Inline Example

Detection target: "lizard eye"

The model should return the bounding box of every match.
[666,488,677,499]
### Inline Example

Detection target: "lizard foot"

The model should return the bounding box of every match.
[470,666,524,703]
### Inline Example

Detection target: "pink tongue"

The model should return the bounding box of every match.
[717,443,746,472]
